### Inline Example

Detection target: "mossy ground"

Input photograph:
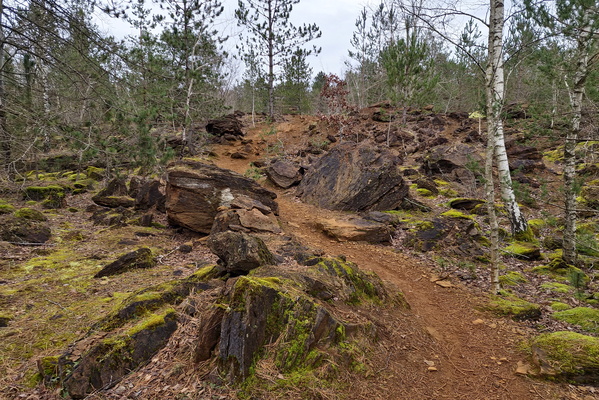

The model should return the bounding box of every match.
[0,178,217,389]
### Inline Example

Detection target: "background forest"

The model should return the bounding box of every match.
[1,0,596,177]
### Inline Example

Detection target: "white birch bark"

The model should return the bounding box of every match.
[486,0,528,236]
[563,8,593,265]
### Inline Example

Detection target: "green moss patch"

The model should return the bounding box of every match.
[14,207,47,221]
[552,307,599,334]
[486,292,541,321]
[498,271,527,286]
[416,188,436,198]
[23,185,65,201]
[503,241,541,260]
[440,209,475,220]
[531,331,599,382]
[541,282,572,294]
[550,302,571,311]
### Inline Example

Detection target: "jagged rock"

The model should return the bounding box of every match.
[507,145,545,172]
[92,178,134,208]
[0,213,51,244]
[94,247,156,278]
[128,176,145,198]
[230,195,273,214]
[266,159,303,188]
[208,231,275,274]
[61,310,178,399]
[423,143,483,174]
[206,113,244,137]
[316,216,393,243]
[135,179,166,212]
[92,196,135,208]
[195,306,226,362]
[298,142,408,211]
[166,161,278,234]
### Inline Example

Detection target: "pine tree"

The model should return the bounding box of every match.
[235,0,321,120]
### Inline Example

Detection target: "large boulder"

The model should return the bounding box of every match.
[297,142,408,211]
[166,161,278,234]
[208,231,275,274]
[206,113,244,137]
[266,159,303,188]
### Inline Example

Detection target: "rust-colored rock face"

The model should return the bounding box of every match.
[298,142,408,211]
[165,161,278,234]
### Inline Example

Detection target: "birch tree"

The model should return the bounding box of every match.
[487,0,529,237]
[525,0,599,265]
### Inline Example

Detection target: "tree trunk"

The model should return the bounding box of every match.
[563,9,592,265]
[485,119,500,293]
[267,0,275,120]
[486,0,528,237]
[0,0,10,173]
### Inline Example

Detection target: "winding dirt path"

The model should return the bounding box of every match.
[211,119,570,399]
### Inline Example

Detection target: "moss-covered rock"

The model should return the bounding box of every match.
[440,209,475,220]
[0,202,15,214]
[503,241,541,260]
[531,331,599,383]
[447,198,485,211]
[0,211,51,244]
[23,185,65,201]
[498,271,527,286]
[61,308,178,398]
[96,265,224,331]
[532,258,589,284]
[14,207,47,221]
[486,292,541,321]
[528,219,546,236]
[552,307,599,334]
[541,282,572,294]
[85,166,105,181]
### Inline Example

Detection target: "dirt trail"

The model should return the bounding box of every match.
[211,118,568,399]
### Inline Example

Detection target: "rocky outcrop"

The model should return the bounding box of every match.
[165,161,278,234]
[208,231,275,274]
[423,143,483,187]
[266,159,303,188]
[298,142,408,211]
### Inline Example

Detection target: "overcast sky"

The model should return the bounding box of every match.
[219,0,370,76]
[97,0,372,78]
